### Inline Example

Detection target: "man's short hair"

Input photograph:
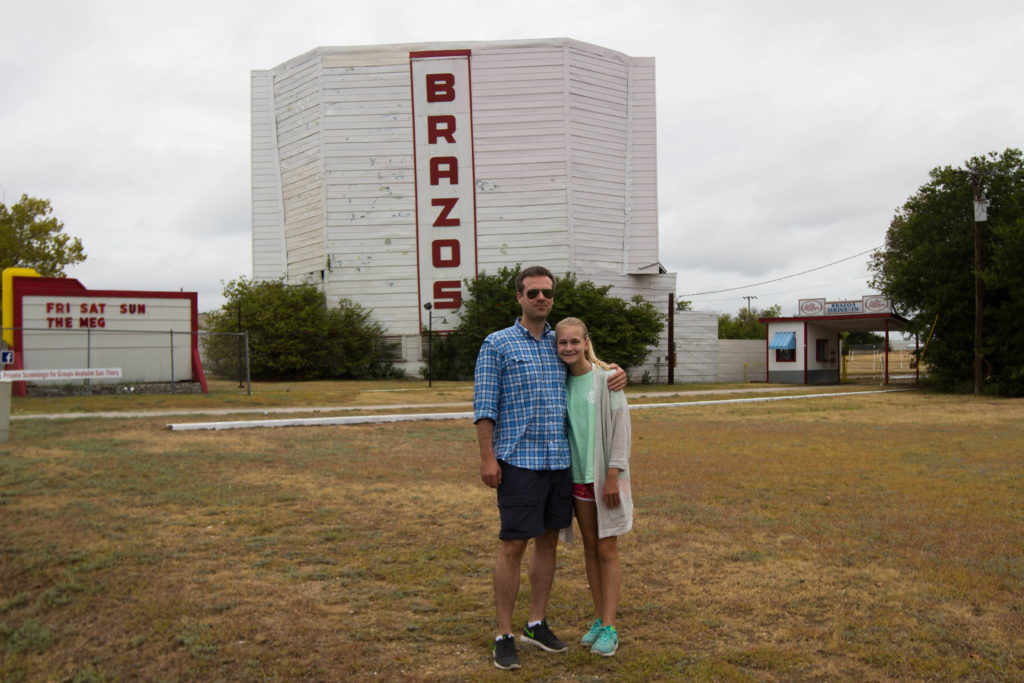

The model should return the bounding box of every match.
[515,266,556,293]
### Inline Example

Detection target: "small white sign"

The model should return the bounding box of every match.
[0,368,122,381]
[862,296,892,313]
[798,299,825,315]
[974,199,988,222]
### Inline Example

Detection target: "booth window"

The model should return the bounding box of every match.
[769,331,797,363]
[816,339,829,362]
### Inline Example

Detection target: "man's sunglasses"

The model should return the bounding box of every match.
[525,288,554,300]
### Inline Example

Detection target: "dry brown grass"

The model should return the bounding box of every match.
[11,379,476,415]
[2,388,1022,681]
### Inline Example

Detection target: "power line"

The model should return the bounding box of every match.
[686,276,872,310]
[678,247,880,297]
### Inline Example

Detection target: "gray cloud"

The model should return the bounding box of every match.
[2,0,1020,316]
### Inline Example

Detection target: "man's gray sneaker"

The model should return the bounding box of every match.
[520,620,568,653]
[493,634,520,670]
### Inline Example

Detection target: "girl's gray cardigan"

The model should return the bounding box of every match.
[564,365,633,540]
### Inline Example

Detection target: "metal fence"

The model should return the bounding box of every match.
[2,327,251,394]
[844,343,920,383]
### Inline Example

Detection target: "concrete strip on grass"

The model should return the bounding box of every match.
[166,389,910,431]
[168,411,475,431]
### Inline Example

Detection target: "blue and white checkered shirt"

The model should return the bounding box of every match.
[473,319,570,470]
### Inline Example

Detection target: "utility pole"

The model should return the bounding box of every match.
[954,165,997,396]
[237,301,244,389]
[969,171,986,396]
[742,295,758,314]
[955,167,991,396]
[423,302,434,388]
[667,293,675,385]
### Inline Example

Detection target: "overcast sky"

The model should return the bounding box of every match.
[2,0,1020,316]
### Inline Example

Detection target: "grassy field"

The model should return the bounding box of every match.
[1,382,1022,681]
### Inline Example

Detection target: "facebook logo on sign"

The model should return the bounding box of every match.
[1,351,13,365]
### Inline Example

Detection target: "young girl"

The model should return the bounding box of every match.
[555,317,633,657]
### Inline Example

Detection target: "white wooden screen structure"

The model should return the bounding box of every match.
[252,38,713,380]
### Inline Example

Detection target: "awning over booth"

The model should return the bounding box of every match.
[769,331,796,350]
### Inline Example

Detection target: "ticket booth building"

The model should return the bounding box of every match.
[761,297,911,385]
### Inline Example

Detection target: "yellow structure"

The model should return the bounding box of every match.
[2,267,41,347]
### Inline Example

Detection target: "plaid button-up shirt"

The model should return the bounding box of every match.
[473,319,570,470]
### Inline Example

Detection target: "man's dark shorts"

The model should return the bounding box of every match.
[496,460,573,540]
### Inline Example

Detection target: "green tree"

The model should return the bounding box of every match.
[869,148,1024,395]
[203,277,393,381]
[717,304,781,340]
[424,266,665,380]
[0,194,86,290]
[985,213,1024,393]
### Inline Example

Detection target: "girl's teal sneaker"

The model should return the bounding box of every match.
[590,625,618,657]
[580,619,603,647]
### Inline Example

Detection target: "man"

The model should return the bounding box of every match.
[473,266,626,670]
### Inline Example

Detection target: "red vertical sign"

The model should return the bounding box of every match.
[410,50,477,331]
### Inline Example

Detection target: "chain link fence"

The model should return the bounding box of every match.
[844,342,920,383]
[3,327,251,395]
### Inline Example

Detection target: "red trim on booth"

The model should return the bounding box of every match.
[764,333,769,382]
[803,323,808,385]
[760,313,910,325]
[884,319,890,385]
[192,348,208,393]
[836,331,842,383]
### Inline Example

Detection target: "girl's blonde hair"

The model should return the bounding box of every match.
[555,317,611,371]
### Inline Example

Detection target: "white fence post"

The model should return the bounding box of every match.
[0,380,10,444]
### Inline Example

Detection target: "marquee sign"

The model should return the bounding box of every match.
[5,274,207,396]
[411,49,478,331]
[825,300,863,315]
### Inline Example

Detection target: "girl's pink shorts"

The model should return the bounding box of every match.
[572,482,595,502]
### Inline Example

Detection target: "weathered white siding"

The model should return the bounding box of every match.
[625,58,660,273]
[320,57,417,330]
[717,339,766,382]
[672,311,718,383]
[251,71,286,280]
[276,55,326,281]
[473,45,571,272]
[566,45,629,275]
